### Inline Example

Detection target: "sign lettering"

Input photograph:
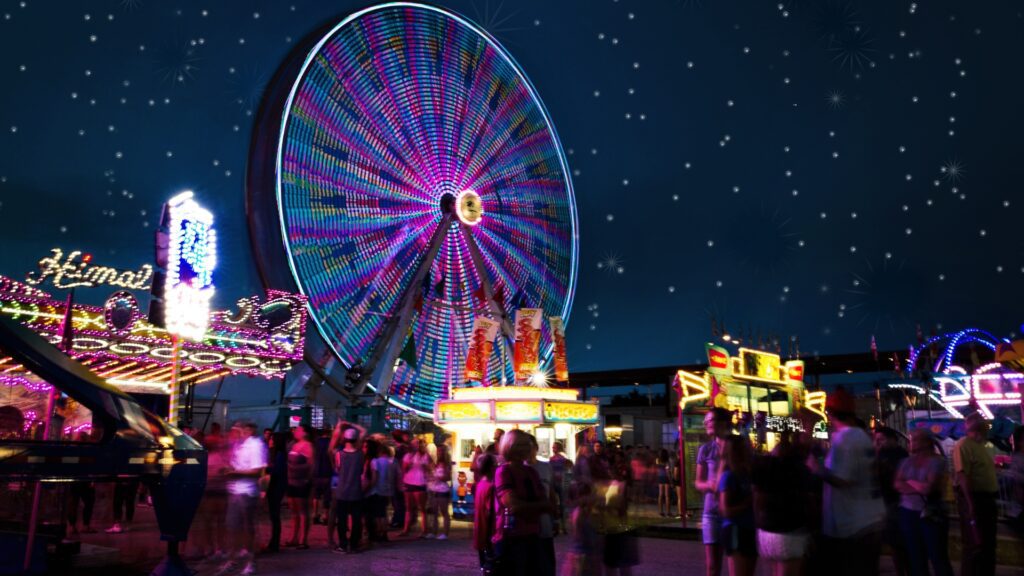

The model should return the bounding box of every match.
[25,248,153,291]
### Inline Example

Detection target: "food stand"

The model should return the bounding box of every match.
[433,385,600,517]
[673,344,828,523]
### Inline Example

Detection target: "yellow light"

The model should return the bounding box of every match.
[722,334,732,342]
[530,371,548,387]
[451,386,578,401]
[494,400,543,423]
[544,401,599,424]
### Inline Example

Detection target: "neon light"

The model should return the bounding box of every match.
[25,248,153,291]
[451,386,579,401]
[165,191,217,342]
[675,370,710,409]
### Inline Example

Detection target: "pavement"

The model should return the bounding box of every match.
[56,499,1024,576]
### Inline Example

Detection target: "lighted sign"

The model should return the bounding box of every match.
[25,248,153,290]
[740,348,781,381]
[706,343,729,374]
[495,400,544,423]
[543,401,598,424]
[437,401,492,423]
[164,191,217,341]
[675,370,710,410]
[764,416,804,433]
[451,385,579,401]
[783,360,805,384]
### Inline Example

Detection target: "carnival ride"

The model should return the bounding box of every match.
[0,274,307,421]
[0,316,205,576]
[247,2,578,417]
[894,328,1022,421]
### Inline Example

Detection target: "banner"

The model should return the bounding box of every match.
[705,343,730,376]
[549,316,569,383]
[465,316,500,382]
[513,308,543,383]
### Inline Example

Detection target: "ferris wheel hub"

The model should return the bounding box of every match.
[455,189,483,227]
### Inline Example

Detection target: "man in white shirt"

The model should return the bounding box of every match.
[218,421,268,576]
[811,388,885,576]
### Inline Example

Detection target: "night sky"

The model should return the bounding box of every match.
[0,0,1020,375]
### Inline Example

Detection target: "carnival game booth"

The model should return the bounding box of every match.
[673,344,828,522]
[434,385,599,517]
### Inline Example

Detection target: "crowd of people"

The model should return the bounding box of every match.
[471,428,642,576]
[139,420,654,576]
[695,389,1024,576]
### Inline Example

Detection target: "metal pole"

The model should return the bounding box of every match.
[168,335,181,426]
[678,401,686,527]
[23,385,56,571]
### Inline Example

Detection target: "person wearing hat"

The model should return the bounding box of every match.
[953,412,998,576]
[695,407,733,576]
[809,387,885,576]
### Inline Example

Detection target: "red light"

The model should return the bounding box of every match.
[83,254,92,263]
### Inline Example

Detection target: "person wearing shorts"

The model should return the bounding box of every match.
[696,408,732,576]
[752,432,812,576]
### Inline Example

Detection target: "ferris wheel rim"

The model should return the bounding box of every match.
[272,2,579,416]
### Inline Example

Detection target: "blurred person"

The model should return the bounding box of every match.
[572,443,593,486]
[367,441,396,542]
[560,483,599,576]
[809,388,885,576]
[263,431,289,553]
[195,423,229,559]
[399,437,431,538]
[696,408,733,576]
[218,421,267,576]
[528,435,557,576]
[285,424,314,549]
[427,442,453,540]
[953,413,998,576]
[601,460,640,576]
[718,436,757,576]
[493,429,551,576]
[333,422,366,553]
[360,437,381,544]
[591,441,611,481]
[390,430,411,529]
[549,442,572,534]
[106,479,139,534]
[875,427,910,576]
[66,430,96,537]
[473,454,498,574]
[671,449,684,518]
[1009,426,1024,537]
[657,448,673,517]
[312,428,333,525]
[752,431,812,576]
[894,429,953,576]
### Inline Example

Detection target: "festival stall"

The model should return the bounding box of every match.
[673,344,827,521]
[432,308,598,517]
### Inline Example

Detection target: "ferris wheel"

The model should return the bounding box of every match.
[247,2,578,417]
